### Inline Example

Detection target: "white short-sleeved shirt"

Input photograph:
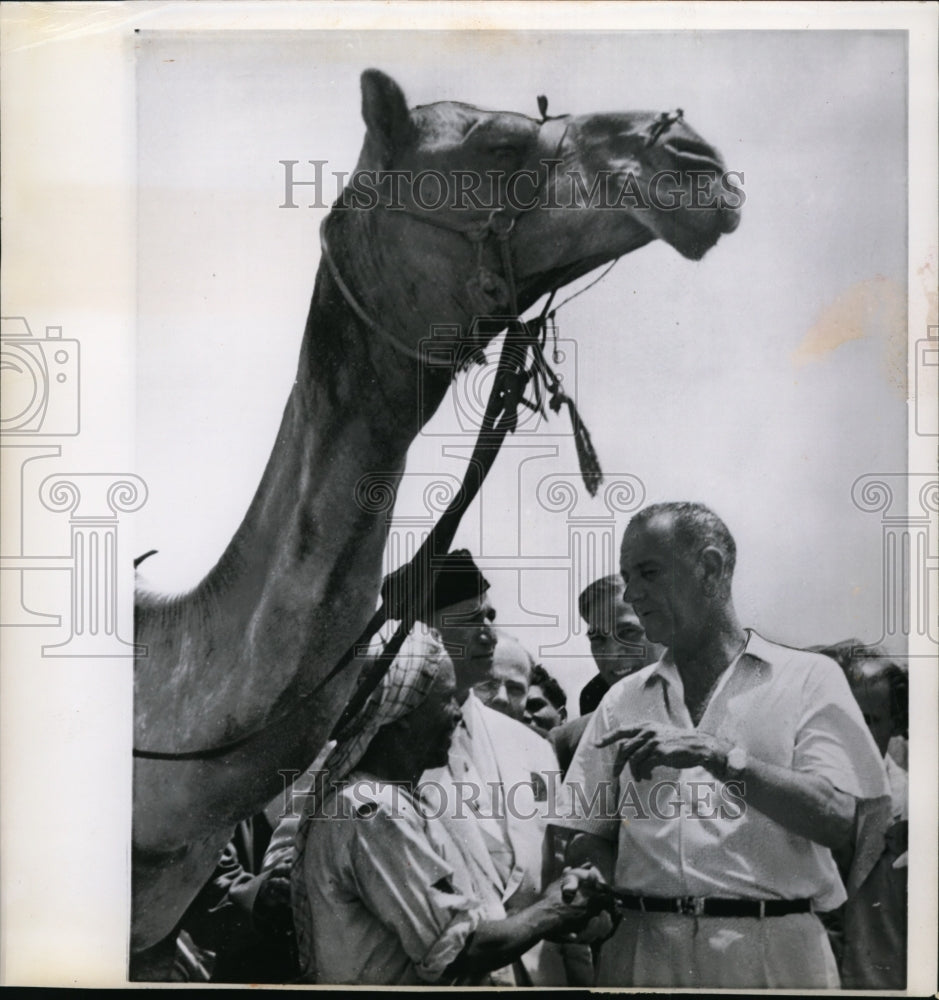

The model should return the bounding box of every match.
[297,774,482,985]
[557,631,890,912]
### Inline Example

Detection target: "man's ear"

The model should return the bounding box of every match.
[699,545,725,595]
[361,69,413,167]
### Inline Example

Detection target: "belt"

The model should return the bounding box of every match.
[614,894,812,918]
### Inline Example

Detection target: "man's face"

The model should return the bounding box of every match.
[397,660,463,771]
[620,513,705,648]
[432,593,497,699]
[524,685,565,733]
[473,635,530,721]
[850,675,895,758]
[586,602,661,686]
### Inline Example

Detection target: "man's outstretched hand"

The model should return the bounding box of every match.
[596,722,731,781]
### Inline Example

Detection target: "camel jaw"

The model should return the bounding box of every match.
[517,231,656,309]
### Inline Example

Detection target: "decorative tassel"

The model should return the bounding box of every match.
[551,391,603,497]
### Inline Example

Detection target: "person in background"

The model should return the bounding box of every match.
[473,629,534,722]
[178,813,298,983]
[557,502,891,989]
[523,664,588,778]
[816,640,908,990]
[577,575,662,715]
[291,635,606,985]
[524,664,568,736]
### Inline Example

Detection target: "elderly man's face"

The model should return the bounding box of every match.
[620,513,705,648]
[473,634,530,721]
[431,593,497,698]
[586,602,661,686]
[394,659,463,771]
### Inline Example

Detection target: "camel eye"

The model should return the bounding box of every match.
[490,144,518,161]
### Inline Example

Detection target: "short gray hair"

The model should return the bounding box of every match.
[627,502,737,577]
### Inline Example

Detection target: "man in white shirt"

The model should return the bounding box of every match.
[417,550,570,985]
[556,502,891,989]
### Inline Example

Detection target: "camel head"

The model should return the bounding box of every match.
[341,69,739,316]
[315,69,740,428]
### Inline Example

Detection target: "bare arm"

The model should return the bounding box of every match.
[715,749,856,850]
[598,724,856,851]
[446,867,604,978]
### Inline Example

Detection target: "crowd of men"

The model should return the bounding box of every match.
[161,501,909,989]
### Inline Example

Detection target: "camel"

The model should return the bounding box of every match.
[132,69,739,961]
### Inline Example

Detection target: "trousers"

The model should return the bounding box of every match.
[596,909,840,988]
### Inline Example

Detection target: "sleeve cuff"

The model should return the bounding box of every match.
[414,907,481,982]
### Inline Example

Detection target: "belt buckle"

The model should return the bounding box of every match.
[678,895,703,916]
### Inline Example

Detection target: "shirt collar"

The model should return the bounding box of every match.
[644,628,773,688]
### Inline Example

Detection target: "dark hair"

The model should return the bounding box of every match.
[628,501,737,577]
[529,664,567,711]
[578,574,625,624]
[816,639,909,739]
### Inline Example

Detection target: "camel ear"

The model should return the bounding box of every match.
[360,69,413,165]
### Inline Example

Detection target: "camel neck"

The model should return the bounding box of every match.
[134,251,450,757]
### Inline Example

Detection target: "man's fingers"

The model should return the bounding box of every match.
[627,738,661,777]
[595,726,648,749]
[612,733,656,773]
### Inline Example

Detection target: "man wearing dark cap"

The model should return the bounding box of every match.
[418,550,570,985]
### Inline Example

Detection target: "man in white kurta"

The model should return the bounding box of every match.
[416,550,568,985]
[556,502,890,989]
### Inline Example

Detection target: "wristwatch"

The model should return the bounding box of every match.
[724,745,748,779]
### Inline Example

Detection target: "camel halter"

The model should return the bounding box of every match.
[133,101,683,762]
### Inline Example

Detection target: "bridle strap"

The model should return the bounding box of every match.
[319,216,429,364]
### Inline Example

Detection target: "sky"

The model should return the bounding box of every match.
[135,29,909,707]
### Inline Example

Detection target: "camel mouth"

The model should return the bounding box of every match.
[670,203,741,260]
